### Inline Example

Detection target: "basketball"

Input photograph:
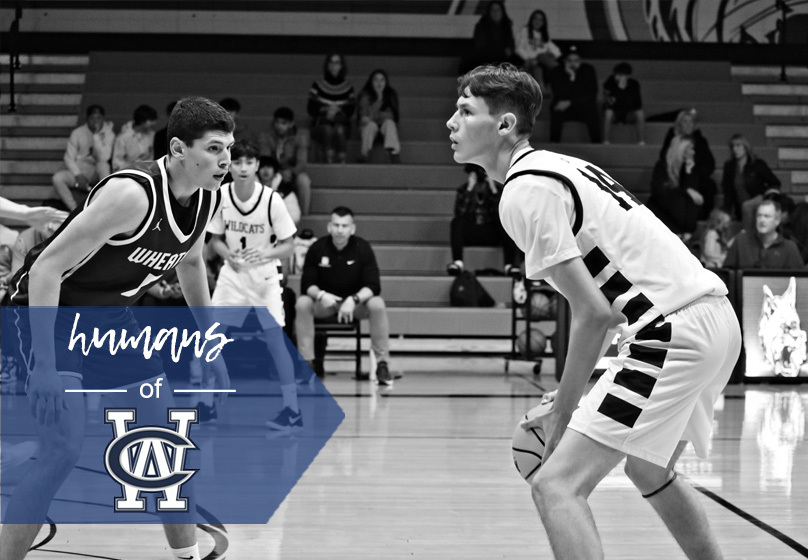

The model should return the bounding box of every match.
[516,328,547,358]
[511,404,551,483]
[527,291,557,320]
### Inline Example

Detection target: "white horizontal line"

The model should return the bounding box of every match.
[174,389,237,393]
[65,389,127,393]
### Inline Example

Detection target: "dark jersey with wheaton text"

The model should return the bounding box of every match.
[9,157,221,306]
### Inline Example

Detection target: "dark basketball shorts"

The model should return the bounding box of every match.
[12,306,164,390]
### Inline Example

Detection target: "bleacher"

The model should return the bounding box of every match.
[2,50,804,340]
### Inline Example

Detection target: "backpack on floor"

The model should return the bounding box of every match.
[450,270,495,307]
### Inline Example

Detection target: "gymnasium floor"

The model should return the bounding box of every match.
[2,357,807,559]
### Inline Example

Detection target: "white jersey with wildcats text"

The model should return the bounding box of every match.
[208,181,297,281]
[499,148,727,337]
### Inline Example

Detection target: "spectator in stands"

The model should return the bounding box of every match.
[548,45,601,143]
[258,156,301,225]
[295,206,393,385]
[721,133,781,232]
[357,69,401,164]
[111,104,158,172]
[219,97,259,146]
[700,208,732,268]
[259,107,312,215]
[515,9,560,92]
[447,164,520,277]
[724,199,803,269]
[308,53,356,164]
[51,104,114,211]
[648,137,713,238]
[785,201,808,264]
[461,1,517,74]
[602,62,645,145]
[659,108,715,181]
[152,100,177,160]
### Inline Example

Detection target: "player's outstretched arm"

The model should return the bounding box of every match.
[542,256,612,458]
[25,179,149,426]
[0,196,67,230]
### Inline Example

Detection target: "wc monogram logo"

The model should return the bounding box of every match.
[104,409,198,513]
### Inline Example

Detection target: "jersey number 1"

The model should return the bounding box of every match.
[240,236,247,250]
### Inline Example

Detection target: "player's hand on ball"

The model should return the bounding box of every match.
[520,399,555,431]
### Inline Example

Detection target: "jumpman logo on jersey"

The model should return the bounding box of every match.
[153,219,162,232]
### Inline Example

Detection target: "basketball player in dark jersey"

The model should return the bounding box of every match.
[0,97,234,560]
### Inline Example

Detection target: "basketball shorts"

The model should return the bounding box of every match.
[211,263,285,329]
[568,295,741,467]
[12,306,165,390]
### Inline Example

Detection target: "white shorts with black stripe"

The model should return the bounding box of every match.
[568,295,741,467]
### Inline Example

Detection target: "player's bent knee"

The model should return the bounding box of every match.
[530,465,571,507]
[366,296,386,311]
[42,433,82,468]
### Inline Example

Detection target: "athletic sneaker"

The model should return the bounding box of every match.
[376,361,393,386]
[197,403,218,424]
[266,407,304,431]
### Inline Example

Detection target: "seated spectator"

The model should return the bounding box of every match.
[648,137,714,238]
[357,69,401,164]
[700,208,732,268]
[461,1,517,74]
[111,104,158,172]
[721,133,781,231]
[258,156,301,225]
[447,164,520,277]
[219,97,259,146]
[258,107,312,215]
[295,206,393,385]
[51,104,114,211]
[515,9,560,92]
[152,100,177,160]
[659,108,715,180]
[548,46,601,143]
[308,53,356,164]
[785,201,808,264]
[602,62,645,145]
[724,199,803,269]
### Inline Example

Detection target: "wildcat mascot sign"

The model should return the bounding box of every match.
[759,277,807,377]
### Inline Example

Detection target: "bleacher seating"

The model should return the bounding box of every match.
[2,50,805,339]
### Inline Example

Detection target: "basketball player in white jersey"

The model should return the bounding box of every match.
[0,97,233,560]
[207,140,301,430]
[447,64,740,560]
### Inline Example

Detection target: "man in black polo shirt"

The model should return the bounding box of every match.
[295,206,393,385]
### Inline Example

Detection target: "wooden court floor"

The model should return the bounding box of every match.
[2,364,807,559]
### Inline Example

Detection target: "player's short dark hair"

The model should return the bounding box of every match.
[457,63,542,136]
[258,156,281,173]
[167,96,235,148]
[231,140,259,161]
[331,206,354,218]
[274,107,295,121]
[86,104,105,117]
[614,62,632,75]
[219,97,241,113]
